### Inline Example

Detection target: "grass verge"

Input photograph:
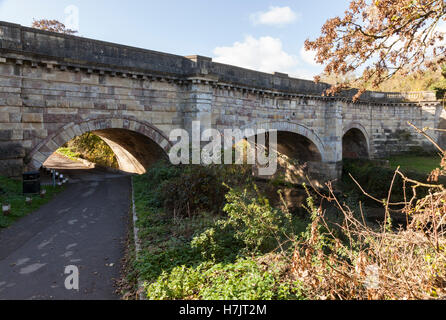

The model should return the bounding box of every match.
[0,176,63,228]
[388,154,441,175]
[56,147,82,162]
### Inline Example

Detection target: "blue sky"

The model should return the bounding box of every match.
[0,0,351,79]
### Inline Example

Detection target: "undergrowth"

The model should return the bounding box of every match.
[133,161,308,300]
[133,124,446,300]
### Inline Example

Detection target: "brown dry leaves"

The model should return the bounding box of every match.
[31,19,78,35]
[305,0,446,100]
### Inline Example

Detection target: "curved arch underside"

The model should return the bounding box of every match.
[28,117,171,174]
[240,121,326,160]
[243,127,324,185]
[93,129,167,174]
[342,128,369,159]
[276,131,322,162]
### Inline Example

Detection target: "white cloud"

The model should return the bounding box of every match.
[290,68,318,81]
[213,35,299,74]
[213,35,321,80]
[300,46,319,66]
[250,6,299,27]
[437,21,446,33]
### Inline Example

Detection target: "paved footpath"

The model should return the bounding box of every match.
[0,155,131,300]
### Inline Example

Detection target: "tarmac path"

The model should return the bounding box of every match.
[0,154,131,300]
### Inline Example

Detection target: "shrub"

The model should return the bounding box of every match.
[342,159,429,204]
[162,165,228,218]
[222,185,294,254]
[145,257,304,300]
[191,185,301,260]
[161,164,252,218]
[290,155,446,300]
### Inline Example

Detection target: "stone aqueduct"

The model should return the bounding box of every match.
[0,21,445,180]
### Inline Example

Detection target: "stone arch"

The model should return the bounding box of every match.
[343,122,370,151]
[27,116,172,173]
[236,121,327,185]
[342,122,370,159]
[239,121,326,161]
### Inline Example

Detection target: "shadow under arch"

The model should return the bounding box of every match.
[236,121,325,185]
[26,116,172,174]
[238,121,326,161]
[342,123,370,159]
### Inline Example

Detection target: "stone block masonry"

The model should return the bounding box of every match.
[0,21,444,181]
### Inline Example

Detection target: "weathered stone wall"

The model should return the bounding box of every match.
[0,21,444,180]
[342,101,443,158]
[0,59,183,175]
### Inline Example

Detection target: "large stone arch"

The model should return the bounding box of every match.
[239,121,326,161]
[26,116,172,173]
[342,122,370,159]
[236,121,328,185]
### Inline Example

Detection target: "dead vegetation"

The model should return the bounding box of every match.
[289,122,446,300]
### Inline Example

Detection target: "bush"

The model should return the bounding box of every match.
[162,165,229,218]
[342,159,429,205]
[133,161,309,300]
[62,133,119,168]
[291,177,446,300]
[146,257,304,300]
[160,164,252,218]
[191,185,305,260]
[222,185,294,254]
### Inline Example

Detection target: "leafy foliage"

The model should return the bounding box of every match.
[56,147,81,161]
[132,162,308,300]
[160,163,252,218]
[342,158,430,204]
[192,185,295,257]
[146,258,304,300]
[292,169,446,300]
[162,166,230,218]
[431,66,446,99]
[61,133,119,169]
[306,0,446,99]
[32,19,77,34]
[321,67,445,93]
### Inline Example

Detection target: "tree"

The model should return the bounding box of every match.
[31,19,77,35]
[305,0,446,100]
[431,65,446,98]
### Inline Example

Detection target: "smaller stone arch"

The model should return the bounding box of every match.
[236,121,328,185]
[27,116,172,172]
[239,121,326,161]
[343,122,370,159]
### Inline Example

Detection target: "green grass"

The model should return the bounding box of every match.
[0,176,64,228]
[56,147,82,161]
[388,155,442,175]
